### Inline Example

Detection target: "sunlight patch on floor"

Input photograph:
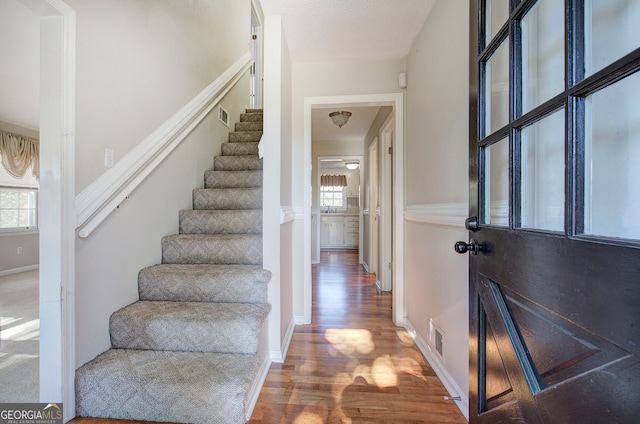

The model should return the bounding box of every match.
[324,328,374,355]
[0,318,40,341]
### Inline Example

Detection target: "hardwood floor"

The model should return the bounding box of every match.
[70,250,467,423]
[248,249,466,424]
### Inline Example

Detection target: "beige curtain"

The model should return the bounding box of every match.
[0,131,39,179]
[321,174,347,187]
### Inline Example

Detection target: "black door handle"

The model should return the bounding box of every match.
[454,239,484,255]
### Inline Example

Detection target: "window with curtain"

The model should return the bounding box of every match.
[320,174,348,209]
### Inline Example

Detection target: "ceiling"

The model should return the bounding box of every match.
[260,0,435,144]
[312,106,381,141]
[259,0,436,63]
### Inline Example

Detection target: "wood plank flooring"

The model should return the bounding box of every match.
[70,250,467,423]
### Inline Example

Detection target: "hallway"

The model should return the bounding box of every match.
[249,249,467,423]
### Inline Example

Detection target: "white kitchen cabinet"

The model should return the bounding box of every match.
[320,215,359,249]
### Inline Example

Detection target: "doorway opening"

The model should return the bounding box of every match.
[302,93,405,326]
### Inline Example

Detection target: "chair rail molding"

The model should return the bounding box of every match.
[404,203,469,230]
[75,51,252,238]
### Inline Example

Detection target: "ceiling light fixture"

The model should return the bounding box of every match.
[345,162,359,170]
[329,111,352,128]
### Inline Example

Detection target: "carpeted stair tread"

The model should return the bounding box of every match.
[179,209,262,234]
[222,141,259,156]
[162,234,262,265]
[76,348,258,423]
[214,155,263,171]
[110,301,270,353]
[193,187,262,210]
[235,121,262,132]
[205,170,262,188]
[138,264,270,303]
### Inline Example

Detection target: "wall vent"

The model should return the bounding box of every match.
[435,328,444,358]
[218,105,230,128]
[429,318,446,362]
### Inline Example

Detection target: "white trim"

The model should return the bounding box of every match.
[75,52,252,237]
[19,0,76,418]
[270,318,295,363]
[405,319,469,421]
[361,261,370,273]
[303,93,405,326]
[404,203,469,229]
[293,206,304,220]
[0,264,39,277]
[280,206,295,224]
[294,315,306,325]
[244,354,271,422]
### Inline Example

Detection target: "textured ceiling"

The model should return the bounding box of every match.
[260,0,436,62]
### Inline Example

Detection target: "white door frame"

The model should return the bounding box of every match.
[368,138,378,275]
[303,93,405,326]
[378,114,394,291]
[20,0,76,418]
[250,0,263,109]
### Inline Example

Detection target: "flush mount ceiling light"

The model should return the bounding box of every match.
[329,111,352,128]
[345,162,359,170]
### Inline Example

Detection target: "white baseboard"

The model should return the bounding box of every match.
[270,318,295,363]
[404,319,469,421]
[245,354,272,422]
[361,261,370,273]
[294,315,307,325]
[0,264,39,277]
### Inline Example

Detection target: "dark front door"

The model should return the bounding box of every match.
[467,1,640,422]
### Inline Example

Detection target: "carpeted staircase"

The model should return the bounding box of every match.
[76,109,270,423]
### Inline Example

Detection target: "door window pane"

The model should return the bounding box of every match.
[484,41,510,136]
[484,138,510,226]
[520,109,565,232]
[521,0,564,114]
[585,0,640,77]
[584,72,640,240]
[485,0,510,44]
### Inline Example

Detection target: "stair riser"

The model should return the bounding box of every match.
[235,121,262,132]
[193,188,262,210]
[110,301,269,354]
[229,131,262,143]
[180,210,262,234]
[138,264,270,304]
[214,155,262,171]
[205,170,262,188]
[162,235,262,265]
[222,142,259,156]
[240,113,263,122]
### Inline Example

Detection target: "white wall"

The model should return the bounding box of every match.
[0,2,40,275]
[0,0,40,130]
[68,0,251,193]
[263,14,295,360]
[72,0,252,367]
[404,0,470,416]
